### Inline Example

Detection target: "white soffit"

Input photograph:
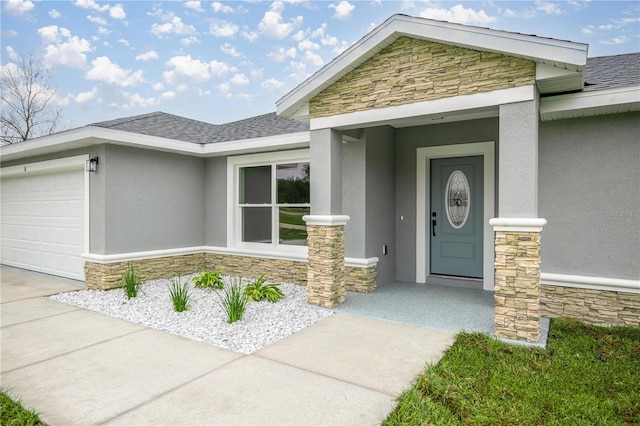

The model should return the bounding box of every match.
[540,86,640,121]
[276,14,588,119]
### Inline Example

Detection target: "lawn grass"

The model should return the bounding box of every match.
[0,389,44,426]
[384,318,640,425]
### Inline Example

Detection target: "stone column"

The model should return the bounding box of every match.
[304,215,350,308]
[490,218,546,342]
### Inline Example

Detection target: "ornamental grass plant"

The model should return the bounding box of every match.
[168,277,190,312]
[121,261,141,299]
[216,276,248,323]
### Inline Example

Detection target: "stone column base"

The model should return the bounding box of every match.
[304,215,349,308]
[491,218,546,343]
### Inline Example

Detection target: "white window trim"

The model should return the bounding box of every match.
[227,149,310,256]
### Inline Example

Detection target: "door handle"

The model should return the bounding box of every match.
[432,218,437,237]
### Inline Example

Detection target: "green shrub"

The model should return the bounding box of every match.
[243,274,284,303]
[169,278,190,312]
[121,262,141,299]
[216,277,248,323]
[192,268,224,289]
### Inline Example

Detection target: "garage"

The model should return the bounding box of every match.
[1,158,86,281]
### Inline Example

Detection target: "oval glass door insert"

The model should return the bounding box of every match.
[445,170,470,228]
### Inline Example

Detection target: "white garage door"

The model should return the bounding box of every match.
[1,168,85,280]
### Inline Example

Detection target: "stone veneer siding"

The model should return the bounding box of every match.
[306,224,347,307]
[310,37,535,119]
[540,285,640,326]
[84,253,206,290]
[345,265,377,293]
[205,252,307,286]
[494,231,542,343]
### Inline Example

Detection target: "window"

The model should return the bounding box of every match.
[229,150,310,250]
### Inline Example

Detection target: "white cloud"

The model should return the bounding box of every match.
[153,82,165,91]
[37,26,93,68]
[87,15,108,25]
[221,43,242,57]
[209,19,239,37]
[163,55,230,85]
[126,92,157,109]
[212,1,234,13]
[118,38,129,46]
[230,73,249,86]
[75,87,99,103]
[534,1,565,15]
[4,0,35,16]
[98,26,111,35]
[109,4,126,20]
[181,36,201,45]
[303,50,323,66]
[2,30,18,39]
[329,1,355,20]
[217,82,231,94]
[581,25,594,35]
[161,91,176,100]
[5,46,19,61]
[136,50,159,61]
[241,31,259,42]
[151,16,197,38]
[419,4,496,25]
[86,56,144,87]
[287,60,309,82]
[261,78,285,90]
[503,8,538,19]
[601,35,629,45]
[268,46,297,62]
[258,1,303,39]
[311,23,338,46]
[49,9,61,18]
[299,39,320,50]
[184,1,203,12]
[74,0,108,12]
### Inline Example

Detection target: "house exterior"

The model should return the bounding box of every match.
[1,15,638,342]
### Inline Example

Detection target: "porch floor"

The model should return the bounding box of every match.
[331,279,495,334]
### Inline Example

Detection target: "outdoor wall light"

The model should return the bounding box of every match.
[86,157,99,172]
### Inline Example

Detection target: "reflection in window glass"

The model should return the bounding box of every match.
[277,163,310,204]
[279,207,310,246]
[242,207,272,243]
[240,166,271,204]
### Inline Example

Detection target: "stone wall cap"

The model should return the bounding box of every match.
[490,217,547,232]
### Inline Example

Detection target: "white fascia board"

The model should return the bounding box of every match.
[277,14,587,118]
[540,86,640,121]
[1,126,311,162]
[202,131,310,157]
[311,85,534,130]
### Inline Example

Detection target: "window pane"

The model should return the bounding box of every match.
[279,207,309,246]
[242,207,272,243]
[240,166,271,204]
[277,163,310,204]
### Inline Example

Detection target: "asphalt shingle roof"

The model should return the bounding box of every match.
[584,52,640,92]
[91,111,309,144]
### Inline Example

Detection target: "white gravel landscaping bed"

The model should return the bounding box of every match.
[50,274,333,355]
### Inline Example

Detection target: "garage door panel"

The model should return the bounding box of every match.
[1,169,85,281]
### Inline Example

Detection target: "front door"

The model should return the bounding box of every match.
[430,156,483,278]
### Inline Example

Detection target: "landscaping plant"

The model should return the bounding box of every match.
[192,268,224,289]
[168,277,190,312]
[121,262,141,299]
[243,274,284,303]
[216,276,248,323]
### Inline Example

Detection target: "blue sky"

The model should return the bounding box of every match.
[2,0,638,130]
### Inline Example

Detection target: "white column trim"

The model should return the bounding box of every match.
[303,215,350,226]
[416,141,495,291]
[490,218,547,232]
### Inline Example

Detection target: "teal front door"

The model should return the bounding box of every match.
[430,156,483,278]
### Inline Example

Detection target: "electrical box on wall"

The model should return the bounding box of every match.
[382,245,388,255]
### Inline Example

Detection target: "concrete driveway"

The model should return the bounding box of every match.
[0,267,455,425]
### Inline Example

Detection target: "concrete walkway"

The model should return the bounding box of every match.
[0,267,455,426]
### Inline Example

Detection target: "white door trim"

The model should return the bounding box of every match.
[1,155,90,270]
[416,142,495,291]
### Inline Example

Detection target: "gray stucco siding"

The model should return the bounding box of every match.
[205,156,227,247]
[103,145,206,254]
[394,118,499,282]
[539,112,640,280]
